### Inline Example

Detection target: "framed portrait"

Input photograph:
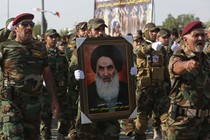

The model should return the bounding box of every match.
[76,36,136,124]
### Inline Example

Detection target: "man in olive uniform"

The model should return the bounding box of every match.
[133,23,169,140]
[0,13,60,140]
[67,21,88,140]
[167,21,210,140]
[40,29,70,140]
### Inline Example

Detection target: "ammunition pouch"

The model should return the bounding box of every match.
[151,66,165,83]
[137,68,151,87]
[178,107,210,118]
[169,104,210,119]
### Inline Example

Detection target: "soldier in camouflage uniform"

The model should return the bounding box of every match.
[133,23,170,140]
[67,21,87,140]
[0,13,60,140]
[40,29,70,140]
[74,18,137,140]
[70,18,121,140]
[0,18,14,42]
[167,21,210,140]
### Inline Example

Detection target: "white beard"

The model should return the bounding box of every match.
[95,73,120,103]
[194,45,203,53]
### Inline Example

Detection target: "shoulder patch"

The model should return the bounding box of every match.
[32,50,43,58]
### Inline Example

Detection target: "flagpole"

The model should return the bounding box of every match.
[7,0,10,19]
[41,0,45,36]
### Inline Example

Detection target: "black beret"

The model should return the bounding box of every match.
[90,45,123,73]
[182,21,204,37]
[12,13,34,26]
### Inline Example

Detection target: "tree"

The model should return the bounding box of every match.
[161,14,199,31]
[33,22,41,37]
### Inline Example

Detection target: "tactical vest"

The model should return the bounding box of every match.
[47,48,68,88]
[136,42,166,87]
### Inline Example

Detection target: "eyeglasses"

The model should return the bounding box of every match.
[17,21,35,27]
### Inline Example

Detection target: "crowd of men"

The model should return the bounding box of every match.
[0,12,210,140]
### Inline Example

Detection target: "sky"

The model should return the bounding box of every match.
[0,0,210,32]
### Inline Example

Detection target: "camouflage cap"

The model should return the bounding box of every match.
[144,22,159,32]
[157,29,170,38]
[76,22,87,32]
[45,29,60,37]
[68,33,77,44]
[87,18,107,29]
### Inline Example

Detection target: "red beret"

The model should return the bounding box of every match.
[182,21,204,37]
[12,13,34,26]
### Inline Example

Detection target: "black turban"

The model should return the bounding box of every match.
[90,45,123,73]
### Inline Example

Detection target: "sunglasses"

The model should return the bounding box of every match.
[17,21,35,27]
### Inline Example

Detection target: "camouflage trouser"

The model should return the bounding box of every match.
[75,99,120,140]
[135,85,169,140]
[57,92,71,136]
[76,119,120,140]
[68,90,79,137]
[40,91,52,140]
[0,96,41,140]
[167,116,210,140]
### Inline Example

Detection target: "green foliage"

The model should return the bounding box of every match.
[33,22,41,37]
[162,14,200,32]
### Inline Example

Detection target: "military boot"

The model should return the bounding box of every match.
[153,128,161,140]
[57,132,65,140]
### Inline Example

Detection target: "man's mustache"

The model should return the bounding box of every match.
[25,30,32,34]
[196,40,204,46]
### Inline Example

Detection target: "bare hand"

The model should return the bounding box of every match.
[185,60,199,72]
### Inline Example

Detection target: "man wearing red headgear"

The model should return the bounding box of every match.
[0,13,60,139]
[167,20,210,139]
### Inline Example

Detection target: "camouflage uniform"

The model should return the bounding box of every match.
[40,47,70,139]
[71,18,121,140]
[68,49,80,139]
[0,39,48,139]
[167,46,210,139]
[134,38,169,140]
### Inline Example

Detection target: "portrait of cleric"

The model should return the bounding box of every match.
[88,45,129,114]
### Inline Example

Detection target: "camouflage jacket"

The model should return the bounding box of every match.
[0,28,10,43]
[47,48,69,90]
[0,39,49,94]
[168,47,210,109]
[68,49,79,92]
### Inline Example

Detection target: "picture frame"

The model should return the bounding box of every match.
[76,36,136,124]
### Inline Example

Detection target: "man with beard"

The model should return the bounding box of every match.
[88,45,129,113]
[167,21,210,140]
[0,13,60,139]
